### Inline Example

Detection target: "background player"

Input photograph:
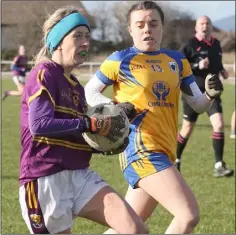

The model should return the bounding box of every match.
[85,1,224,233]
[176,16,234,177]
[2,45,28,100]
[19,6,147,234]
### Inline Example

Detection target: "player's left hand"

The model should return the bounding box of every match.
[103,137,129,155]
[205,74,223,99]
[220,70,229,79]
[115,102,137,120]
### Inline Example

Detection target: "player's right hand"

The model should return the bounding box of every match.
[84,105,126,142]
[199,57,209,70]
[205,74,223,99]
[110,101,137,120]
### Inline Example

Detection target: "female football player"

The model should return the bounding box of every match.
[19,6,147,234]
[85,1,223,233]
[2,45,28,100]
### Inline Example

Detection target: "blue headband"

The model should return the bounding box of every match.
[46,13,90,53]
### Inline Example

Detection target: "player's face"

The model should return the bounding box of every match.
[59,26,90,67]
[19,46,26,55]
[128,9,163,52]
[195,17,212,39]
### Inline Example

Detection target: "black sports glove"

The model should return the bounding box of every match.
[205,74,223,99]
[83,104,126,143]
[103,137,129,155]
[111,101,137,120]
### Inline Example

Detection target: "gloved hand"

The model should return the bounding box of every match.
[205,74,223,99]
[111,101,137,120]
[103,137,129,155]
[83,104,126,142]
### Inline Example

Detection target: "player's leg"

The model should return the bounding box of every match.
[135,157,199,234]
[75,168,148,234]
[230,110,235,139]
[176,98,198,171]
[2,76,25,100]
[104,186,158,234]
[207,98,234,177]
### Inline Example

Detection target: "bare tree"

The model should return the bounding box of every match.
[90,2,114,42]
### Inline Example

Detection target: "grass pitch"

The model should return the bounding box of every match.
[1,76,235,234]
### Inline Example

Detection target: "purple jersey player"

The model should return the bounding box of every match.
[2,45,28,100]
[18,6,147,235]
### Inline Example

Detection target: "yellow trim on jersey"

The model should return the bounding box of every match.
[133,114,149,159]
[28,69,55,106]
[100,60,120,82]
[131,157,157,179]
[181,58,193,78]
[55,105,84,117]
[36,69,46,83]
[136,126,149,158]
[64,73,78,87]
[33,137,92,151]
[28,86,56,106]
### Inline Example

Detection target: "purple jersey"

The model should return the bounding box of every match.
[12,55,28,76]
[20,61,92,185]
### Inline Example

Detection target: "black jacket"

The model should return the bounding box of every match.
[181,36,224,91]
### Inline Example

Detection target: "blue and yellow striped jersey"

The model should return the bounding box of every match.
[96,46,194,168]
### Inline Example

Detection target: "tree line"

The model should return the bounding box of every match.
[2,1,235,60]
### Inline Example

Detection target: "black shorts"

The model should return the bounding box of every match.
[182,96,223,122]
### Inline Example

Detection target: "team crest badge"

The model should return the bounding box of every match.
[30,214,43,228]
[168,62,177,73]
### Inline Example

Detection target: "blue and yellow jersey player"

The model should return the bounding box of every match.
[85,1,224,234]
[96,47,192,170]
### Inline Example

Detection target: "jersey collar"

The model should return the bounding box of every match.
[131,46,162,55]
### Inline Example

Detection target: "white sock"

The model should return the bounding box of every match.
[215,161,222,169]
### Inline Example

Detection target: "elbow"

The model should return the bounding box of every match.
[29,125,40,137]
[29,119,45,137]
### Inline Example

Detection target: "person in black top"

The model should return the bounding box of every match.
[176,15,234,177]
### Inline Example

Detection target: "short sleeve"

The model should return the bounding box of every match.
[95,51,122,85]
[181,57,193,79]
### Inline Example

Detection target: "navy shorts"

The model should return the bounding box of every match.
[182,96,223,122]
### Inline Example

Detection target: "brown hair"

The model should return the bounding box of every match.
[127,1,164,25]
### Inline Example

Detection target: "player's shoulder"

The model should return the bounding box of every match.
[32,60,62,75]
[212,37,221,45]
[28,60,61,83]
[106,47,136,62]
[13,55,20,63]
[161,48,185,60]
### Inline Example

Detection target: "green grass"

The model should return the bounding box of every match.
[1,77,235,234]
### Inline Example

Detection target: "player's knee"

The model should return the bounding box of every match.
[213,122,224,132]
[187,212,199,228]
[180,210,200,229]
[181,122,195,136]
[119,212,148,234]
[127,221,149,234]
